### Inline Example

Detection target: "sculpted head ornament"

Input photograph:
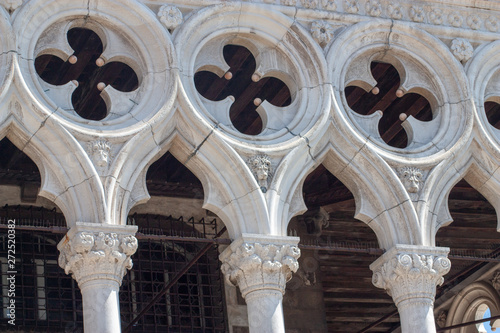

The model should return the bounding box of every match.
[89,140,112,168]
[398,167,424,194]
[303,207,330,237]
[248,155,273,192]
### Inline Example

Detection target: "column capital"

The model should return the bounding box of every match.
[370,245,451,308]
[57,222,138,287]
[219,234,300,298]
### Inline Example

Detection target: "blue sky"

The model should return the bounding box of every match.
[484,308,493,333]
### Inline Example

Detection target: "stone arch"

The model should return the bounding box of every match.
[116,118,269,239]
[426,139,500,246]
[285,125,421,249]
[467,39,500,150]
[0,116,105,227]
[446,282,500,333]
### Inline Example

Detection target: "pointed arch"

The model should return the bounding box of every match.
[0,112,106,227]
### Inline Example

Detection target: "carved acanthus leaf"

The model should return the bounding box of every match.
[220,237,300,298]
[371,247,450,307]
[58,230,138,286]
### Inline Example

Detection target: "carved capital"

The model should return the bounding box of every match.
[370,245,450,308]
[58,223,138,287]
[219,234,300,298]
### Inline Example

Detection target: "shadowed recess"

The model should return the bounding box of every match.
[301,164,397,332]
[345,62,432,148]
[194,44,291,135]
[485,101,500,130]
[35,28,139,121]
[146,152,203,199]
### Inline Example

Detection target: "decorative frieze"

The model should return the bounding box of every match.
[370,245,451,308]
[58,223,138,286]
[220,234,300,298]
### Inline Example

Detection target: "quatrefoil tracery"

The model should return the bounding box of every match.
[194,44,292,136]
[35,26,139,121]
[345,61,435,149]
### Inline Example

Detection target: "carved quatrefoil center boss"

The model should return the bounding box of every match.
[345,62,435,149]
[34,25,139,121]
[194,44,294,136]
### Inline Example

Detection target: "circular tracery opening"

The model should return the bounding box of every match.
[194,44,291,136]
[345,62,432,148]
[485,101,500,130]
[35,27,139,121]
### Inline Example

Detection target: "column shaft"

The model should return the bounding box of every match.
[58,223,138,333]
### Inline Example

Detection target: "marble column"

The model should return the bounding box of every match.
[219,234,300,333]
[58,222,138,333]
[370,245,451,333]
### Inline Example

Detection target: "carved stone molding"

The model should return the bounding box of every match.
[219,234,300,298]
[370,245,451,308]
[1,0,22,12]
[58,223,138,287]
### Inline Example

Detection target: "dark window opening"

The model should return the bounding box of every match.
[35,28,139,121]
[485,101,500,130]
[194,44,291,135]
[345,62,432,148]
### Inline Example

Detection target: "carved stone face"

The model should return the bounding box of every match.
[304,208,330,236]
[253,158,270,181]
[401,168,423,193]
[248,155,273,187]
[91,141,111,168]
